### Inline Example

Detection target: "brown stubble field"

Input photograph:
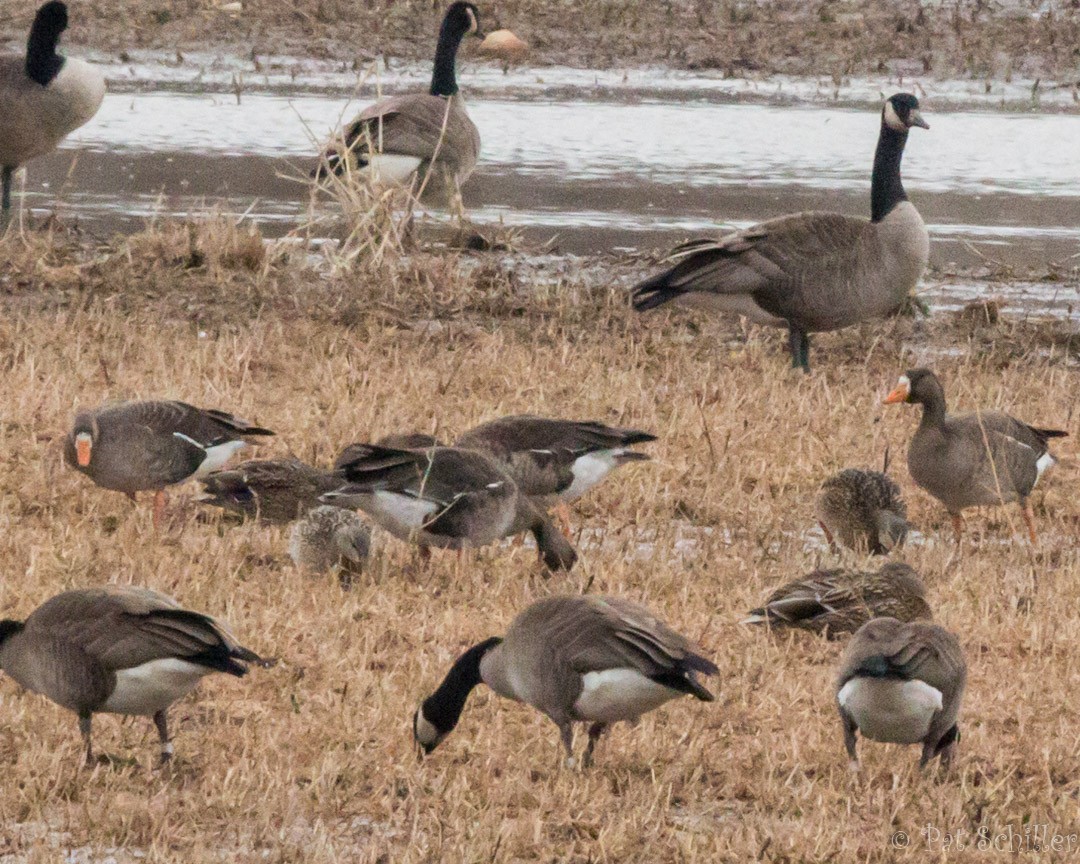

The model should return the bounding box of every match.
[1,221,1079,862]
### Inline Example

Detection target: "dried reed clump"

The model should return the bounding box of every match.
[0,229,1079,862]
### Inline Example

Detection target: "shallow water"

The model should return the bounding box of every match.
[16,87,1080,268]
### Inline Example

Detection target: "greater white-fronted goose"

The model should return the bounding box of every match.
[65,400,274,528]
[816,464,909,554]
[836,617,965,770]
[316,2,482,208]
[742,562,931,637]
[289,505,371,589]
[199,458,342,524]
[322,444,577,571]
[0,586,271,764]
[883,368,1067,543]
[454,415,657,530]
[0,2,105,223]
[413,595,718,766]
[632,93,929,372]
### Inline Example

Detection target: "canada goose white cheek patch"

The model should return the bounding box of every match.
[414,711,440,746]
[564,452,620,500]
[574,669,679,722]
[102,658,210,715]
[838,677,942,744]
[883,101,906,132]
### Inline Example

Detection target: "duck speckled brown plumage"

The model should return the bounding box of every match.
[199,458,343,524]
[289,505,371,589]
[743,562,931,637]
[816,463,909,555]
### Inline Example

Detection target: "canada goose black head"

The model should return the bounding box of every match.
[445,2,483,40]
[882,93,929,133]
[413,636,502,754]
[429,2,483,97]
[882,368,944,407]
[26,1,69,86]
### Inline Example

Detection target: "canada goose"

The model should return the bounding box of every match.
[322,444,577,571]
[455,415,657,530]
[65,400,274,529]
[0,2,105,222]
[289,505,371,589]
[816,463,909,554]
[742,562,931,637]
[413,595,718,766]
[316,2,482,208]
[0,586,271,764]
[631,93,930,372]
[836,617,965,770]
[199,458,342,524]
[333,432,444,470]
[883,368,1067,543]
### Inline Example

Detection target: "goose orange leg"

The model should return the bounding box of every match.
[1021,500,1038,545]
[152,490,169,530]
[554,501,573,537]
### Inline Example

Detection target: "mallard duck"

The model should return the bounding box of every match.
[289,505,371,589]
[816,464,909,554]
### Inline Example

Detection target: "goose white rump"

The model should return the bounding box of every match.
[574,668,682,722]
[838,677,943,744]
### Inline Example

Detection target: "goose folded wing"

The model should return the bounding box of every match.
[344,95,465,161]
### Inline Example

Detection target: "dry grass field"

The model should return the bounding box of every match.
[3,1,1080,79]
[0,218,1079,862]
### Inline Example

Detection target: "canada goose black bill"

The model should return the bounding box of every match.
[413,595,717,766]
[836,617,965,771]
[631,93,929,372]
[1,2,106,221]
[0,586,272,764]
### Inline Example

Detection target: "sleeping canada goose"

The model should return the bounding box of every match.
[816,464,909,554]
[0,586,271,764]
[322,444,577,571]
[199,458,342,524]
[742,562,931,637]
[0,2,105,222]
[289,505,371,589]
[316,2,482,209]
[65,400,274,529]
[455,415,657,530]
[883,368,1067,544]
[836,617,965,770]
[413,595,718,766]
[631,93,930,372]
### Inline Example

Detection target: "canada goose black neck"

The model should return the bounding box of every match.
[870,122,909,223]
[418,636,501,743]
[0,619,26,646]
[25,1,68,87]
[429,3,476,97]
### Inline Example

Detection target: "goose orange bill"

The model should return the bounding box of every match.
[75,438,92,466]
[883,383,910,404]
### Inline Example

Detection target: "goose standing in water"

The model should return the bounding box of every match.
[632,94,929,372]
[413,595,718,766]
[883,368,1067,544]
[316,2,482,212]
[0,2,105,224]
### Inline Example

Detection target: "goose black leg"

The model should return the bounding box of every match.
[787,325,811,373]
[582,722,608,768]
[78,713,94,765]
[153,710,173,764]
[1,166,12,227]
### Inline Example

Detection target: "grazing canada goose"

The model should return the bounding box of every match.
[742,562,931,637]
[631,93,930,372]
[199,458,342,524]
[65,400,274,528]
[322,444,577,570]
[836,617,965,770]
[316,2,482,209]
[0,586,271,764]
[455,415,657,530]
[816,463,909,554]
[414,595,718,766]
[0,2,105,222]
[289,505,371,589]
[883,368,1067,543]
